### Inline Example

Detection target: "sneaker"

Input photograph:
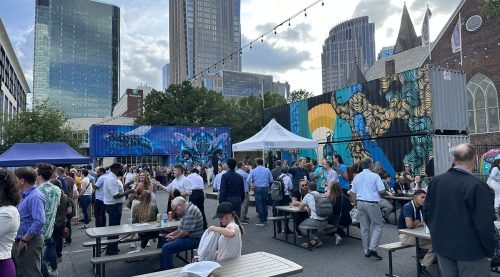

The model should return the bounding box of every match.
[369,250,383,260]
[300,242,313,249]
[240,221,248,225]
[244,217,250,221]
[310,239,323,248]
[129,242,136,249]
[128,248,144,254]
[295,231,303,238]
[48,268,58,276]
[146,242,151,247]
[255,222,266,227]
[335,234,343,245]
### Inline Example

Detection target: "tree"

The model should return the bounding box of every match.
[287,89,314,103]
[0,101,78,153]
[482,0,500,18]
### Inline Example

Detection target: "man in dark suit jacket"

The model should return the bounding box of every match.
[424,144,496,277]
[219,158,245,218]
[271,160,283,180]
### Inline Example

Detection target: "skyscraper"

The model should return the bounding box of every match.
[169,0,241,85]
[33,0,120,118]
[162,63,169,91]
[321,16,375,93]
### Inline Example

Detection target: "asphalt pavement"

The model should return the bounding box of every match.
[54,190,490,277]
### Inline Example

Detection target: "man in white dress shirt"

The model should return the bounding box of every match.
[158,164,192,214]
[350,157,386,260]
[187,168,207,229]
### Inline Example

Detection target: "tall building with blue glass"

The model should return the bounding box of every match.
[33,0,120,118]
[321,16,375,93]
[169,0,241,85]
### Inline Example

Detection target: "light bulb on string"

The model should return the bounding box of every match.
[274,29,277,35]
[261,36,264,43]
[250,43,253,50]
[288,19,291,27]
[230,55,233,60]
[222,59,225,65]
[322,1,324,6]
[304,9,307,17]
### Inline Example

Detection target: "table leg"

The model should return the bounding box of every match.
[293,212,297,245]
[416,237,421,277]
[96,237,101,277]
[284,213,289,242]
[393,200,397,224]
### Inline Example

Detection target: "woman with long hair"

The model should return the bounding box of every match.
[129,191,159,253]
[0,169,21,277]
[325,182,352,245]
[488,159,500,214]
[127,170,155,247]
[208,202,244,260]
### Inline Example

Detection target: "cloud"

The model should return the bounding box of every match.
[11,26,34,90]
[255,22,313,42]
[386,27,395,37]
[410,0,461,17]
[241,35,311,73]
[352,0,400,29]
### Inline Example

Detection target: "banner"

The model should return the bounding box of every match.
[451,15,462,54]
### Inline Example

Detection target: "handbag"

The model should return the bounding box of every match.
[349,207,359,225]
[62,227,70,239]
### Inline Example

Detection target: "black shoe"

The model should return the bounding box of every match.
[369,250,383,260]
[105,251,118,256]
[419,265,432,277]
[364,252,371,258]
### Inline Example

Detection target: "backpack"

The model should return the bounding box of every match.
[312,192,333,218]
[270,175,285,201]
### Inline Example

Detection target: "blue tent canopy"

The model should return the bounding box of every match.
[0,142,91,167]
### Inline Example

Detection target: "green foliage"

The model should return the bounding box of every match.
[135,82,286,143]
[287,89,314,103]
[482,0,500,19]
[0,101,79,153]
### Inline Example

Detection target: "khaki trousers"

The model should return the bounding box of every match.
[399,233,436,267]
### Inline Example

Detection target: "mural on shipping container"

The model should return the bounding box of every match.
[90,125,231,167]
[480,148,500,175]
[265,66,435,178]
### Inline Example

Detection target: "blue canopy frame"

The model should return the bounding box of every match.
[0,142,91,167]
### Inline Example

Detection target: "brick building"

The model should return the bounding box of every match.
[429,0,500,145]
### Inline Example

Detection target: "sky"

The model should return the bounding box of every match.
[0,0,462,96]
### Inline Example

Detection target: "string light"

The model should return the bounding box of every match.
[322,1,324,6]
[288,19,291,27]
[261,36,264,43]
[274,29,277,35]
[304,9,307,17]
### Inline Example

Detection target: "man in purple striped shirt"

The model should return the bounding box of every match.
[12,167,45,277]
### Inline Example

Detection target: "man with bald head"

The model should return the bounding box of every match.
[424,144,495,276]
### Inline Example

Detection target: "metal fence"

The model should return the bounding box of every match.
[473,144,500,159]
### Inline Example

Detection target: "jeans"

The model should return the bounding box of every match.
[254,187,269,224]
[226,197,242,219]
[94,199,107,227]
[161,238,200,270]
[105,203,123,254]
[43,237,57,271]
[79,195,91,225]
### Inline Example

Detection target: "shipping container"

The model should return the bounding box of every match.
[432,135,470,175]
[89,125,231,167]
[429,67,468,132]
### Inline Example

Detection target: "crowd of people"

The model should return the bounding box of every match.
[1,144,499,276]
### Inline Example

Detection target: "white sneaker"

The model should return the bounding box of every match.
[129,242,136,248]
[48,268,59,276]
[127,248,144,254]
[146,242,151,247]
[335,234,343,245]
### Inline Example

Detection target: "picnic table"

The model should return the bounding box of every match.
[275,205,307,247]
[399,221,500,277]
[133,251,303,277]
[382,195,413,223]
[86,221,180,276]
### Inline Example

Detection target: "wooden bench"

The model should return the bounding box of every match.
[379,242,414,277]
[268,216,286,238]
[90,248,195,277]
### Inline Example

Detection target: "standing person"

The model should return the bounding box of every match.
[187,168,207,229]
[271,160,283,180]
[54,168,68,196]
[333,154,350,195]
[246,158,273,226]
[219,159,245,219]
[272,166,293,233]
[350,158,385,260]
[288,157,311,197]
[313,159,338,193]
[78,169,93,229]
[124,167,136,191]
[208,202,244,260]
[13,167,45,277]
[0,169,21,277]
[63,171,76,246]
[236,161,250,224]
[157,164,192,214]
[379,173,394,223]
[160,197,204,270]
[398,190,435,276]
[487,159,500,215]
[424,144,495,277]
[212,165,227,193]
[36,164,62,276]
[103,163,135,255]
[92,167,108,228]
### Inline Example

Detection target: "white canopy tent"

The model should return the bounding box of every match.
[232,119,318,152]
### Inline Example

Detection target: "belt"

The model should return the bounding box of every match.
[358,200,379,204]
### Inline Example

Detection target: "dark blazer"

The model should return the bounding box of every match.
[219,170,245,203]
[423,168,496,261]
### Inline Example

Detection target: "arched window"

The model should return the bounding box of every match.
[466,73,499,134]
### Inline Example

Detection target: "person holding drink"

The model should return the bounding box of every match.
[313,159,338,193]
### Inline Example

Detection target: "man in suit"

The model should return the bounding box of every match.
[219,159,245,218]
[424,144,496,277]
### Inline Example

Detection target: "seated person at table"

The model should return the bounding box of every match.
[325,182,352,245]
[398,190,435,276]
[129,191,159,253]
[298,182,328,249]
[393,176,410,195]
[379,173,394,222]
[290,179,311,238]
[160,197,204,270]
[410,175,425,191]
[208,202,244,260]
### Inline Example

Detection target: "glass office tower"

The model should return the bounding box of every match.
[169,0,241,85]
[33,0,120,118]
[321,16,375,93]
